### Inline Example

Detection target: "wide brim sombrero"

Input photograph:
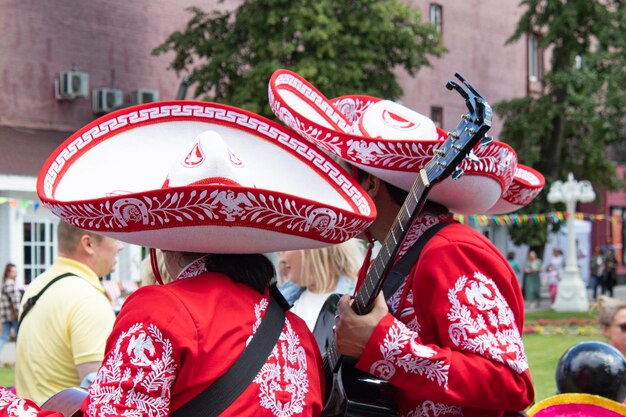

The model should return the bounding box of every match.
[37,101,376,254]
[268,69,544,215]
[527,393,626,417]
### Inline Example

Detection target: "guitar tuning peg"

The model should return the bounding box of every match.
[466,150,479,163]
[452,168,464,180]
[480,136,494,146]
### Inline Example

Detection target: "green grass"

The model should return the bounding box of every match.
[0,367,14,387]
[525,309,597,322]
[523,333,594,403]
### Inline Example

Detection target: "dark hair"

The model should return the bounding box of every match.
[355,167,449,213]
[204,254,275,293]
[507,251,515,260]
[3,263,16,279]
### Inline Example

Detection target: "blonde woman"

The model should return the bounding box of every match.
[598,296,626,357]
[279,239,364,330]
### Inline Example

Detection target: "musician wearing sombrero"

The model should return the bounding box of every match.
[269,69,545,417]
[0,102,377,416]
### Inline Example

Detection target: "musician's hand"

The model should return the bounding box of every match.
[334,293,388,358]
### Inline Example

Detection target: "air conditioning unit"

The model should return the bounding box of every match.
[55,71,89,100]
[129,89,160,105]
[92,88,124,114]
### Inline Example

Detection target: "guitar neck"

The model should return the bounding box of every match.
[353,174,431,314]
[326,171,430,372]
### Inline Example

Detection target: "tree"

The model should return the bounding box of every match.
[153,0,446,119]
[494,0,625,246]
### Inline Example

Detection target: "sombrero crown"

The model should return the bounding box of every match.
[38,101,376,253]
[268,69,544,215]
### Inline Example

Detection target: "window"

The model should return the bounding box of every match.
[23,220,56,284]
[429,4,443,34]
[430,106,443,128]
[528,33,541,81]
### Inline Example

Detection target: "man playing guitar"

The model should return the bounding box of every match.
[268,69,544,417]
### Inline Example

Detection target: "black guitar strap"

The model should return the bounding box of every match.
[171,285,287,417]
[382,221,451,301]
[18,272,76,330]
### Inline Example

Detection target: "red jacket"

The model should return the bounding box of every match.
[356,218,534,417]
[0,272,325,417]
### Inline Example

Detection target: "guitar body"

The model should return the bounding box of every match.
[41,387,87,417]
[314,295,398,417]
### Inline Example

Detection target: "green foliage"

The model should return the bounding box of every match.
[153,0,446,118]
[495,0,625,246]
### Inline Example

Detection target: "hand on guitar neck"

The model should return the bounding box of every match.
[334,293,388,358]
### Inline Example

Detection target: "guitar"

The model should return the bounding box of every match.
[312,73,493,417]
[41,387,87,417]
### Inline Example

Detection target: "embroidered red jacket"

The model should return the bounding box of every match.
[0,272,325,417]
[356,218,534,417]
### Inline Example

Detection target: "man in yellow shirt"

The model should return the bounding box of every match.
[16,221,122,405]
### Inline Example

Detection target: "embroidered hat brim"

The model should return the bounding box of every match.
[527,393,626,417]
[37,101,376,253]
[269,69,543,215]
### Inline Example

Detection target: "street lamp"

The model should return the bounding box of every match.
[547,173,596,311]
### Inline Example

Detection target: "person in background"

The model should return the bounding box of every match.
[139,248,171,286]
[0,263,21,354]
[524,250,543,310]
[507,251,523,289]
[590,246,605,301]
[278,239,363,330]
[542,264,560,305]
[15,221,122,405]
[548,247,565,284]
[598,296,626,358]
[604,248,618,298]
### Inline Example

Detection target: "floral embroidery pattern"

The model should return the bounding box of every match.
[331,96,377,124]
[370,320,449,388]
[404,400,463,417]
[47,189,369,244]
[447,272,529,374]
[252,300,309,417]
[87,323,177,417]
[0,390,38,417]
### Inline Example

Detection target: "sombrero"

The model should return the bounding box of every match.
[268,69,544,215]
[37,101,376,253]
[527,393,626,417]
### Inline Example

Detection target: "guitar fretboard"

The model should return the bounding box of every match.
[326,168,431,372]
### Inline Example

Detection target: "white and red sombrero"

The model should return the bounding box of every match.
[268,69,544,215]
[37,101,376,253]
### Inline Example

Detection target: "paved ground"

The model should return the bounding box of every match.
[1,285,624,367]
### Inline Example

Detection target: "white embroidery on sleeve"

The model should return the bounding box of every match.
[370,321,449,387]
[447,272,529,374]
[87,323,177,417]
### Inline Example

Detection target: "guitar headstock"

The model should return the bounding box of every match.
[424,73,492,186]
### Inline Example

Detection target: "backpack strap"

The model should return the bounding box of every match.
[171,284,287,417]
[18,272,76,329]
[383,221,451,300]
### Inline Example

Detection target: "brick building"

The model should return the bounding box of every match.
[1,0,621,285]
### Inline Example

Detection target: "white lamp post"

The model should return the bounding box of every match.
[547,173,595,311]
